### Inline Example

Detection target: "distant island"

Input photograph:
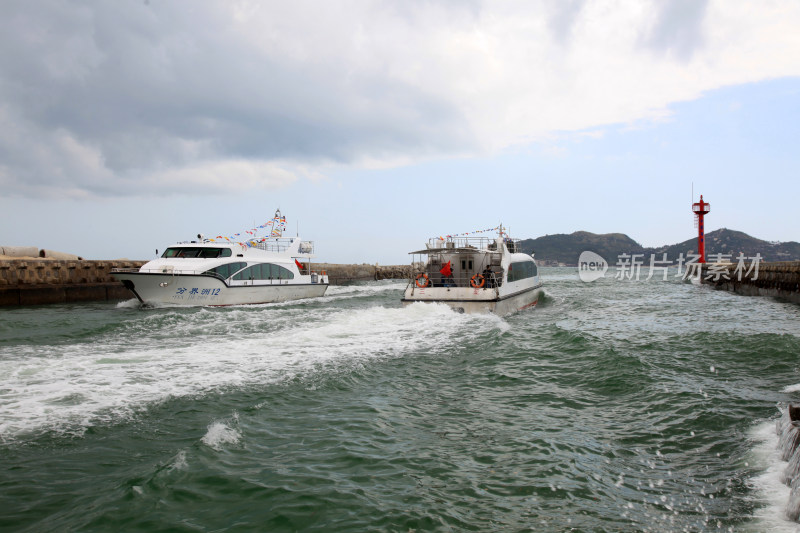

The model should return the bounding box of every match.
[519,228,800,266]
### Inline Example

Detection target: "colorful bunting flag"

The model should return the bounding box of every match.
[202,211,292,244]
[433,225,501,240]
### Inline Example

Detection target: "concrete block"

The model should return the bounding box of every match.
[108,284,135,301]
[19,287,66,305]
[65,285,108,302]
[1,246,38,258]
[0,288,20,306]
[39,250,82,260]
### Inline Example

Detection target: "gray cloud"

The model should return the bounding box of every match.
[1,0,797,200]
[641,0,709,61]
[0,0,475,198]
[546,0,587,45]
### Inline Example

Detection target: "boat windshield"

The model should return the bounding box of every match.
[162,247,233,258]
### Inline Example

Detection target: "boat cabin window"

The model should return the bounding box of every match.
[162,247,232,258]
[507,261,537,282]
[202,262,247,280]
[200,248,232,258]
[232,263,295,281]
[460,260,473,270]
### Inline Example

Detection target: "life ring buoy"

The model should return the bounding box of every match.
[415,273,430,288]
[470,274,485,288]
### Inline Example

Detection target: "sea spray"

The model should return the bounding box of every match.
[202,414,242,451]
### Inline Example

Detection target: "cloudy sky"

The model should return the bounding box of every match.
[1,0,799,263]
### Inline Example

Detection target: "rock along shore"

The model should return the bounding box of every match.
[0,259,412,307]
[700,260,800,304]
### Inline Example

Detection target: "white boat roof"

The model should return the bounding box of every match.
[408,247,503,255]
[164,238,314,255]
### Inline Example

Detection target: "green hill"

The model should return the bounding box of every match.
[648,228,800,263]
[519,228,800,265]
[518,232,643,265]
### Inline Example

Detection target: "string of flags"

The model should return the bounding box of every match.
[207,213,287,247]
[437,225,502,241]
[270,214,287,237]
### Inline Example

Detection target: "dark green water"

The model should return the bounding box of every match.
[2,268,800,532]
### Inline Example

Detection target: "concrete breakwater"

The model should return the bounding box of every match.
[0,259,147,306]
[0,260,412,306]
[315,263,412,285]
[701,261,800,304]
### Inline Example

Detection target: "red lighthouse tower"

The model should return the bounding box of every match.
[692,194,711,263]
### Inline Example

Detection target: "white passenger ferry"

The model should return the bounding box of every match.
[401,226,543,315]
[111,210,327,306]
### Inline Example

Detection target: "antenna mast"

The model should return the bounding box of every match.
[270,208,285,238]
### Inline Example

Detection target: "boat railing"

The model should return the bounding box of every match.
[114,266,316,280]
[133,267,210,275]
[426,236,520,252]
[254,239,291,253]
[411,271,503,289]
[427,236,491,250]
[252,239,314,254]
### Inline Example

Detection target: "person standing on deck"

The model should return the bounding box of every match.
[482,266,494,288]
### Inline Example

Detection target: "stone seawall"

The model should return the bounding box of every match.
[0,260,412,306]
[315,263,412,285]
[701,261,800,304]
[0,259,146,286]
[0,259,147,306]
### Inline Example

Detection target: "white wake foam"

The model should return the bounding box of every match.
[743,420,799,532]
[0,301,504,443]
[325,281,408,296]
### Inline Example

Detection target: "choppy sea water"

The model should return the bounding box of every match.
[1,268,800,532]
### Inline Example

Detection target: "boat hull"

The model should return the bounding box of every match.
[112,272,328,306]
[401,284,543,316]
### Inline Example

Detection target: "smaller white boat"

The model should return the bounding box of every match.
[111,210,328,306]
[402,226,543,315]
